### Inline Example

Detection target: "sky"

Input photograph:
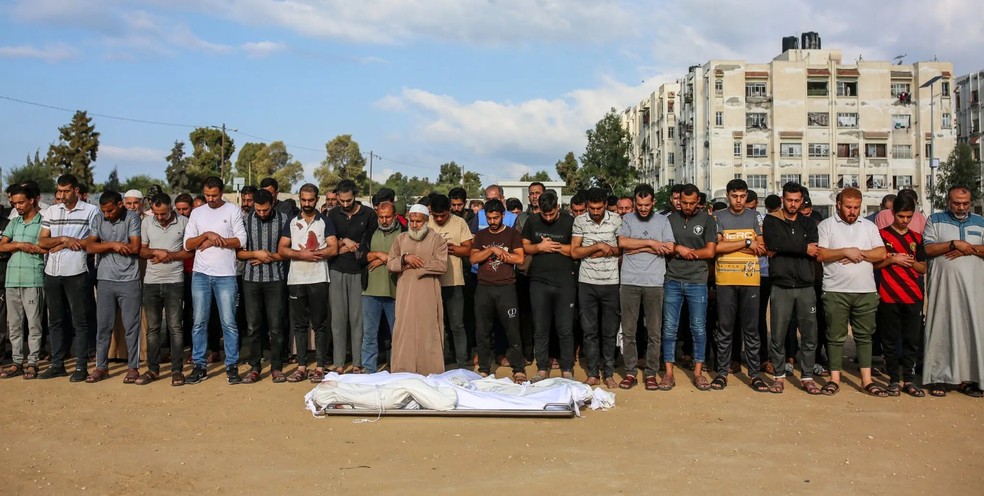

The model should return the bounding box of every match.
[1,0,982,190]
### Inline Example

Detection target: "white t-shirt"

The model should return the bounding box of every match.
[183,201,246,277]
[818,214,882,293]
[282,211,336,285]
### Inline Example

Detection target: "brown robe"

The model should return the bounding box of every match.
[387,229,448,375]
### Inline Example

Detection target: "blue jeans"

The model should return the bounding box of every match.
[191,273,239,367]
[361,295,395,373]
[661,280,708,364]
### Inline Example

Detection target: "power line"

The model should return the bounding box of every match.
[0,94,200,129]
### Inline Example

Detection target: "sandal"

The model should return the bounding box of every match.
[530,371,548,383]
[928,383,947,397]
[749,376,769,393]
[134,370,158,385]
[123,368,140,384]
[241,370,261,384]
[958,382,984,398]
[350,366,363,375]
[603,377,617,389]
[769,379,785,394]
[1,364,23,378]
[23,365,38,380]
[902,382,925,398]
[308,369,326,383]
[513,372,528,384]
[86,368,109,383]
[171,372,185,386]
[287,369,307,383]
[584,376,600,386]
[271,370,287,384]
[693,375,711,391]
[802,379,822,395]
[821,382,840,396]
[763,362,776,375]
[863,382,888,397]
[885,382,902,397]
[657,376,675,391]
[710,376,727,390]
[644,376,660,391]
[618,375,638,390]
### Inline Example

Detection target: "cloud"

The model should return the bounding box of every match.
[99,145,167,165]
[241,40,286,58]
[0,43,79,62]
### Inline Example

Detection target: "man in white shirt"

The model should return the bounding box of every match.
[182,177,247,385]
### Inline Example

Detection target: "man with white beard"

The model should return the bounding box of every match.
[387,204,448,375]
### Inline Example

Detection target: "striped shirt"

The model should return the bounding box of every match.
[572,210,622,285]
[3,212,44,288]
[41,201,99,277]
[877,226,925,303]
[243,210,288,283]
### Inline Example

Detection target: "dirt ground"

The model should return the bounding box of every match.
[1,354,982,495]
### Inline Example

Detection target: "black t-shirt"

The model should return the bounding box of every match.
[327,205,378,274]
[473,226,522,286]
[521,212,575,286]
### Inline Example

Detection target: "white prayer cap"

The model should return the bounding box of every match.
[124,189,143,199]
[408,204,429,217]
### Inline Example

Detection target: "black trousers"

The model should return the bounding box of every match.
[474,284,524,375]
[44,273,90,371]
[516,273,535,361]
[530,281,575,373]
[243,280,288,371]
[877,301,922,383]
[289,283,330,369]
[579,282,620,379]
[714,285,761,377]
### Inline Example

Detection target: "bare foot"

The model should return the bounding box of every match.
[585,376,600,386]
[603,377,618,389]
[561,371,574,379]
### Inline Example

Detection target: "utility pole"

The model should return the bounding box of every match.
[921,75,943,213]
[220,123,226,182]
[368,150,374,198]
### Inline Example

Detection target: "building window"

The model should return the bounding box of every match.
[746,144,768,157]
[837,143,860,158]
[892,114,911,129]
[734,173,742,180]
[780,143,802,158]
[734,140,742,157]
[836,80,858,97]
[808,143,830,158]
[715,78,723,95]
[893,175,913,189]
[867,175,888,190]
[865,144,887,158]
[668,127,675,139]
[808,174,831,189]
[668,179,675,186]
[926,143,933,158]
[746,113,768,129]
[837,174,860,188]
[942,113,952,129]
[807,112,829,127]
[942,81,950,97]
[715,111,723,127]
[837,112,858,128]
[807,80,829,96]
[780,174,802,186]
[668,101,674,113]
[746,174,768,190]
[668,152,675,165]
[746,82,767,98]
[891,82,911,97]
[892,144,913,159]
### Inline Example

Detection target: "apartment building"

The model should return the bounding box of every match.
[955,69,984,192]
[625,36,954,216]
[624,83,680,187]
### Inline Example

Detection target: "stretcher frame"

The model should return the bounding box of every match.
[314,402,577,418]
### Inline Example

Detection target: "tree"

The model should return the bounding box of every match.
[105,167,121,192]
[122,174,160,194]
[234,142,266,184]
[187,127,235,191]
[45,110,99,190]
[555,151,586,194]
[165,140,191,193]
[519,170,551,182]
[251,141,305,192]
[463,171,483,198]
[580,108,637,196]
[436,161,463,185]
[6,149,57,192]
[654,184,673,211]
[314,134,368,194]
[933,143,982,210]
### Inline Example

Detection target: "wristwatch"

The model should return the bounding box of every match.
[745,238,752,248]
[950,240,956,251]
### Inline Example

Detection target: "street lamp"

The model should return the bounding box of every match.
[921,75,943,213]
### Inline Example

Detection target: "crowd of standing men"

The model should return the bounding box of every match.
[1,172,982,399]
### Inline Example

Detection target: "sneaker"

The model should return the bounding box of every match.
[226,366,242,385]
[39,366,68,380]
[185,365,208,384]
[783,363,794,376]
[69,369,88,382]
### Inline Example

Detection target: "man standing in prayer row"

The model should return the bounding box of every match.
[388,204,448,375]
[359,201,403,374]
[922,186,984,398]
[427,194,473,370]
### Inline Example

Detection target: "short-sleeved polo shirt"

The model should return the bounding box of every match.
[92,210,141,282]
[141,213,188,284]
[572,211,622,285]
[3,213,44,288]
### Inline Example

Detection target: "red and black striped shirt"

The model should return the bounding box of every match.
[877,226,925,303]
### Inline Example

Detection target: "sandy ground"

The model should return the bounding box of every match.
[2,352,983,496]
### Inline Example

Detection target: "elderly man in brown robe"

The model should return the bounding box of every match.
[387,204,449,375]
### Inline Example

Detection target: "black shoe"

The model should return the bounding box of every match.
[69,369,88,382]
[39,367,68,380]
[185,366,208,384]
[226,366,242,385]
